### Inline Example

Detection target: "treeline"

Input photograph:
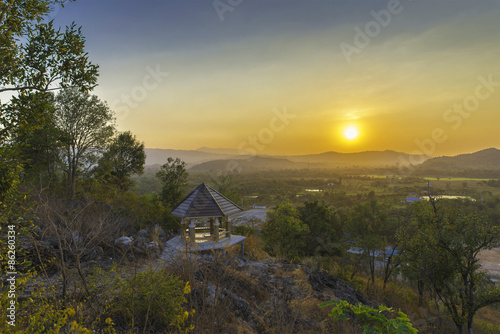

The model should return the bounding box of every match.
[0,2,195,332]
[259,198,500,334]
[416,168,500,179]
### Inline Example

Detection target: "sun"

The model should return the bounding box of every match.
[343,126,359,140]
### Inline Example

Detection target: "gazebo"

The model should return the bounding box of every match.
[169,183,246,253]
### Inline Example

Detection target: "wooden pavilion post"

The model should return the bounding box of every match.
[214,219,220,242]
[189,221,196,245]
[180,218,187,241]
[226,216,232,238]
[209,218,215,236]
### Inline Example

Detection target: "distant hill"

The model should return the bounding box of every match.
[196,147,251,155]
[189,156,309,172]
[146,148,430,170]
[419,148,500,170]
[145,148,247,167]
[285,150,429,167]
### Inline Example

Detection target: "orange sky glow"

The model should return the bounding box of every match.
[53,1,500,157]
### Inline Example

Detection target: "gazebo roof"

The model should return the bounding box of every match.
[170,183,243,218]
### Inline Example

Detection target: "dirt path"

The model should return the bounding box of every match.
[478,246,500,280]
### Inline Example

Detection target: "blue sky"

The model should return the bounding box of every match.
[52,0,500,155]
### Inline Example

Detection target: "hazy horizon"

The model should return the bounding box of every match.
[144,145,500,158]
[51,1,500,157]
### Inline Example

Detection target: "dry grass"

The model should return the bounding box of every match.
[476,305,500,325]
[285,267,313,295]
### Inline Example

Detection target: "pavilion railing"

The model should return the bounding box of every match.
[183,226,228,243]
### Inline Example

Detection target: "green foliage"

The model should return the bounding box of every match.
[262,201,309,259]
[0,271,109,334]
[0,1,98,93]
[320,300,418,334]
[156,157,189,209]
[233,224,256,236]
[347,199,395,287]
[298,200,344,257]
[399,201,500,333]
[110,270,194,332]
[96,131,146,191]
[6,91,64,180]
[55,88,115,197]
[209,171,242,205]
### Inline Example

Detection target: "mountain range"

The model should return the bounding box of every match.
[418,148,500,171]
[145,148,430,171]
[144,147,500,172]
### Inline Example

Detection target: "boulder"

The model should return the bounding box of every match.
[82,246,104,262]
[151,224,166,239]
[135,236,148,250]
[115,236,133,247]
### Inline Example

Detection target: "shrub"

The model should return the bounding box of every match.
[320,300,418,334]
[111,269,193,332]
[261,201,309,259]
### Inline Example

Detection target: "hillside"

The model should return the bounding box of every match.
[147,148,430,170]
[189,156,309,171]
[145,148,247,167]
[286,150,429,167]
[419,148,500,171]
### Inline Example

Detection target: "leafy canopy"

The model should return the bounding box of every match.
[0,0,98,93]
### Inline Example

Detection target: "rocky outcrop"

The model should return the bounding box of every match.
[308,269,368,305]
[165,252,368,333]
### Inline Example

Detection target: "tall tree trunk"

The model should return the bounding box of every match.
[467,321,473,334]
[418,280,425,307]
[369,255,376,287]
[67,146,72,197]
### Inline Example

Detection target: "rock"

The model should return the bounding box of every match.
[308,269,368,305]
[137,229,148,238]
[115,236,133,246]
[135,236,148,250]
[45,238,61,249]
[147,240,160,252]
[205,283,218,306]
[151,224,166,241]
[82,246,104,262]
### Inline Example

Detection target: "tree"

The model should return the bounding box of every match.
[298,200,344,257]
[54,88,115,198]
[261,201,309,259]
[156,157,189,209]
[0,0,98,200]
[209,170,241,205]
[6,91,63,180]
[34,194,119,299]
[347,199,392,288]
[0,0,98,94]
[399,201,500,334]
[96,131,145,191]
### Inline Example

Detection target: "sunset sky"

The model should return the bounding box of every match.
[52,0,500,156]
